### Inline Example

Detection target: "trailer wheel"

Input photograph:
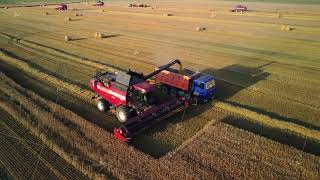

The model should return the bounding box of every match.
[116,106,128,123]
[161,85,169,95]
[170,88,177,97]
[190,97,198,106]
[97,99,109,111]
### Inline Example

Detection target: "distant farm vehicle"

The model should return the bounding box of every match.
[55,4,67,10]
[95,1,104,6]
[231,5,247,12]
[129,3,150,8]
[89,59,217,142]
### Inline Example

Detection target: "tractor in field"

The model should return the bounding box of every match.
[231,5,247,12]
[55,4,67,10]
[89,60,216,142]
[95,1,104,6]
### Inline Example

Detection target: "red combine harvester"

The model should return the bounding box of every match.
[231,5,247,12]
[89,60,217,142]
[95,1,104,6]
[55,4,67,10]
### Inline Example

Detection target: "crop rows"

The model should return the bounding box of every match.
[1,8,319,129]
[0,72,211,179]
[0,39,319,153]
[164,122,320,179]
[0,110,57,179]
[0,2,319,178]
[0,108,88,180]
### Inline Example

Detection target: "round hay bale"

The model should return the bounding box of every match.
[195,26,206,31]
[210,12,216,18]
[101,9,105,12]
[133,50,140,55]
[94,32,105,39]
[163,13,172,16]
[65,17,71,22]
[64,35,71,41]
[95,32,100,39]
[75,13,83,16]
[4,7,9,9]
[286,26,294,31]
[281,25,293,31]
[277,13,282,18]
[44,12,49,15]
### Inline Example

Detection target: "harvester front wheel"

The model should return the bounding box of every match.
[116,106,128,123]
[97,99,109,112]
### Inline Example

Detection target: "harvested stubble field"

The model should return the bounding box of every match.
[0,0,320,179]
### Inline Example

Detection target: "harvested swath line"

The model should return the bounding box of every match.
[0,102,101,178]
[0,121,67,179]
[0,163,12,179]
[1,113,88,180]
[0,84,112,178]
[0,49,96,104]
[167,123,320,179]
[18,39,114,70]
[214,101,320,143]
[0,73,202,179]
[0,122,57,179]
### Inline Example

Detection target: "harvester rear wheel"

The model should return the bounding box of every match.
[190,96,199,106]
[170,88,177,97]
[116,106,128,123]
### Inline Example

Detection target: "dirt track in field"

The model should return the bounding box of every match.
[0,0,320,178]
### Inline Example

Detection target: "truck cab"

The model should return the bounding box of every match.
[192,74,216,103]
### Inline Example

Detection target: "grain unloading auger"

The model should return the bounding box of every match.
[89,59,217,142]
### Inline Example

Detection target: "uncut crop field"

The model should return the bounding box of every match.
[0,0,319,178]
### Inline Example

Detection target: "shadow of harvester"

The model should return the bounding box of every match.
[131,64,271,158]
